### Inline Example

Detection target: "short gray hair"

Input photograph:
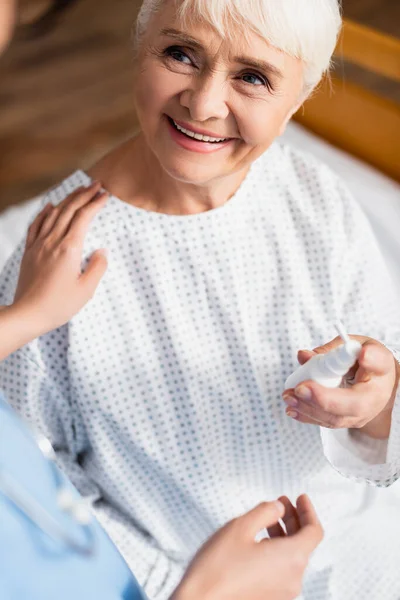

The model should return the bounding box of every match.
[136,0,342,95]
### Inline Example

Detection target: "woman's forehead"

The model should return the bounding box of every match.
[150,4,293,70]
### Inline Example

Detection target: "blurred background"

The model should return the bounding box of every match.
[0,0,399,211]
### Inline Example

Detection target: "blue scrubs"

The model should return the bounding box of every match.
[0,394,147,600]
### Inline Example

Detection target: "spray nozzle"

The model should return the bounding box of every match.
[335,322,351,346]
[323,323,362,375]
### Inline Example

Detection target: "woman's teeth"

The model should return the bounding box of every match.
[172,119,228,143]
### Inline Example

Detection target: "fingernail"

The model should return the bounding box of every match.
[274,500,285,513]
[283,394,298,408]
[286,410,298,419]
[98,248,108,257]
[295,386,312,401]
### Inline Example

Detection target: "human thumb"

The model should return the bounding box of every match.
[241,501,285,538]
[80,248,108,299]
[298,336,347,365]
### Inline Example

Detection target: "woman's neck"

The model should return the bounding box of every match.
[88,133,249,216]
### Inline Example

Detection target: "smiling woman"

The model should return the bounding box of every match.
[2,1,400,600]
[89,0,337,210]
[130,9,305,187]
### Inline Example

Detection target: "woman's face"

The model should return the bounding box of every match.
[134,0,304,185]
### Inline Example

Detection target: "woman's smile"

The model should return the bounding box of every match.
[165,115,236,154]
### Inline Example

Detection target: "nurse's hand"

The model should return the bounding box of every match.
[171,495,323,600]
[12,182,108,336]
[283,336,399,439]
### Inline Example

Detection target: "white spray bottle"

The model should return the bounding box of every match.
[284,323,362,390]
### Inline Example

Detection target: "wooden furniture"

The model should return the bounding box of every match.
[294,19,400,182]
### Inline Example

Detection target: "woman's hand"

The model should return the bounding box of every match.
[171,495,323,600]
[283,336,400,439]
[0,182,108,362]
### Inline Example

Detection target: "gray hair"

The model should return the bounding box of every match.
[135,0,342,95]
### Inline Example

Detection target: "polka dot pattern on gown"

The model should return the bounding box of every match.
[1,141,400,599]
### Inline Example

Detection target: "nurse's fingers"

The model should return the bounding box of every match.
[234,501,285,543]
[79,248,108,300]
[26,203,53,247]
[48,182,104,243]
[36,186,88,240]
[278,496,301,535]
[64,191,108,250]
[288,496,324,555]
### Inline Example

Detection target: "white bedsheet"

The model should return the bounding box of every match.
[1,123,399,293]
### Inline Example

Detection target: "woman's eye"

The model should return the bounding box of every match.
[241,73,268,87]
[165,46,193,66]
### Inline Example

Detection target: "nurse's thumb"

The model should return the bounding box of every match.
[80,248,108,299]
[241,500,285,537]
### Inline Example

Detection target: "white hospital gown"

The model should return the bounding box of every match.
[1,142,400,600]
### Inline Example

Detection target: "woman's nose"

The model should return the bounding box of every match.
[180,74,230,122]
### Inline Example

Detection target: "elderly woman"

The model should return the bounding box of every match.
[0,6,321,598]
[1,0,400,598]
[0,188,322,600]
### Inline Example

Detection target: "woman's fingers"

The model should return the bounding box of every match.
[283,380,368,425]
[283,344,395,430]
[26,203,53,247]
[49,182,103,242]
[356,342,394,380]
[286,409,333,428]
[284,401,347,428]
[297,349,315,366]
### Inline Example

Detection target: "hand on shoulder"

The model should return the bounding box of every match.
[0,182,109,361]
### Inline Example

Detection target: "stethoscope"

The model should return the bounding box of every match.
[0,399,96,557]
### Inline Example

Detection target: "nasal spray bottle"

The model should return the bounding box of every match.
[284,323,362,390]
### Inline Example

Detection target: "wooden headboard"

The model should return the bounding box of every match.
[294,19,400,182]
